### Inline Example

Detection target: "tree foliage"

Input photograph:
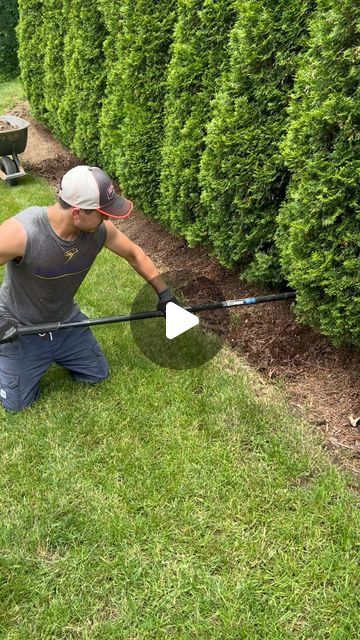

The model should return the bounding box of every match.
[159,0,236,238]
[112,0,178,215]
[277,0,360,346]
[98,1,127,176]
[14,0,360,346]
[17,0,46,118]
[199,0,315,285]
[58,0,106,163]
[42,0,66,138]
[0,0,19,80]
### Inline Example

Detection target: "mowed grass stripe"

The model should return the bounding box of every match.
[0,80,359,639]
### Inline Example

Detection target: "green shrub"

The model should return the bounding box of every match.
[199,0,315,284]
[112,0,177,214]
[42,0,65,138]
[159,0,236,238]
[276,0,360,347]
[98,1,127,176]
[58,0,106,163]
[0,0,19,81]
[17,0,47,119]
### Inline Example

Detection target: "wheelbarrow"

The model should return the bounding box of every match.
[0,114,30,186]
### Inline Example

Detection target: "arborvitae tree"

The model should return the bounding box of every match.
[113,0,178,215]
[0,0,19,80]
[276,0,360,347]
[98,0,126,176]
[17,0,47,119]
[159,0,236,238]
[199,0,315,284]
[58,0,106,163]
[41,0,66,138]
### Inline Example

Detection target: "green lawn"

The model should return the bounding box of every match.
[0,80,359,639]
[0,78,26,113]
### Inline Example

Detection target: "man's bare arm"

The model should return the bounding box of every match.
[103,221,168,293]
[0,219,27,266]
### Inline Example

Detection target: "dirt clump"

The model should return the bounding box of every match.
[0,119,19,132]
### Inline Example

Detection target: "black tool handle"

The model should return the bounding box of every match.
[6,292,296,341]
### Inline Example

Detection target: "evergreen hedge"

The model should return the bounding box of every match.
[159,0,236,238]
[42,0,66,138]
[17,0,47,119]
[113,0,178,215]
[58,0,106,164]
[199,0,315,285]
[14,0,360,347]
[276,0,360,347]
[0,0,19,80]
[98,0,127,176]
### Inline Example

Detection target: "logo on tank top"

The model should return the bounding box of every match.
[64,248,79,264]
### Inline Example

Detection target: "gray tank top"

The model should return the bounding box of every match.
[0,206,107,324]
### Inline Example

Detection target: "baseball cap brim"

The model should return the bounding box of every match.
[97,195,133,219]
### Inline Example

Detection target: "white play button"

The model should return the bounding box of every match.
[165,302,199,340]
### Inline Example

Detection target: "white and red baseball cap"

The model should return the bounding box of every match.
[59,165,133,219]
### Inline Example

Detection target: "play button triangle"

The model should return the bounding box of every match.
[165,302,199,340]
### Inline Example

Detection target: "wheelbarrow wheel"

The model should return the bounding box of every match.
[0,155,18,186]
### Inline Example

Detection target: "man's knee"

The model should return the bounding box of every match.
[0,371,40,412]
[70,343,110,384]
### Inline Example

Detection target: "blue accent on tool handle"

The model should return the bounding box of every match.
[244,297,256,304]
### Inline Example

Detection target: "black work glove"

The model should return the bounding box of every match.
[157,287,181,316]
[0,317,19,344]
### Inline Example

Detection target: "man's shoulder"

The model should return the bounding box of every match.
[14,206,46,223]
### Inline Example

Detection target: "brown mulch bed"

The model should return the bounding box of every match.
[10,102,360,476]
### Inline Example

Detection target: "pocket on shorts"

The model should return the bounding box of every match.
[0,369,20,407]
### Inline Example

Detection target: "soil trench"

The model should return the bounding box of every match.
[9,102,360,476]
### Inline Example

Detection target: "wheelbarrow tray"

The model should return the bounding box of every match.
[0,115,30,156]
[0,115,30,184]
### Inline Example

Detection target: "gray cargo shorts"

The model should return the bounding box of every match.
[0,311,109,412]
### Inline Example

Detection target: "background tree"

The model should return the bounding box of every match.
[199,0,315,285]
[98,0,127,177]
[58,0,106,163]
[0,0,19,81]
[113,0,178,214]
[42,0,66,138]
[276,0,360,346]
[17,0,46,119]
[159,0,237,240]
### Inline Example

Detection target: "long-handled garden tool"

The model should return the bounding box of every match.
[0,292,296,343]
